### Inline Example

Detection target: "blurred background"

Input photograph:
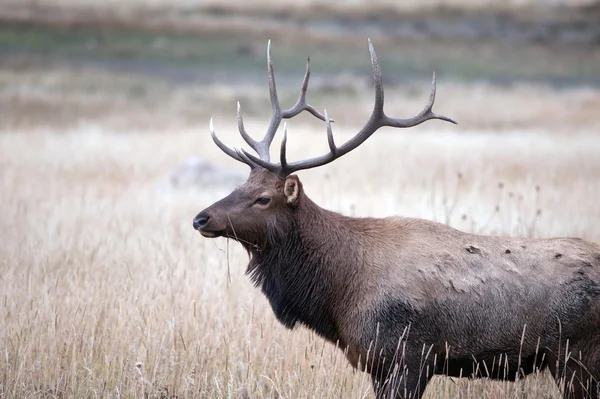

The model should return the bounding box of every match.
[1,0,600,133]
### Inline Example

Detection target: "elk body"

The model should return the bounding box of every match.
[192,40,600,399]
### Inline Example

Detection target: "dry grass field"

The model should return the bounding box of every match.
[1,4,600,397]
[2,93,600,398]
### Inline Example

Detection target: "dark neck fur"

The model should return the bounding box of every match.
[244,195,353,343]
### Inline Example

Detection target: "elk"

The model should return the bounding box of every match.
[192,40,600,399]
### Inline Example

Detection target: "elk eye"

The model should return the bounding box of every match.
[254,197,271,206]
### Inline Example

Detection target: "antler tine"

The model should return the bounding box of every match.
[234,40,283,164]
[209,118,249,165]
[425,72,457,124]
[240,148,274,171]
[281,57,333,122]
[213,40,287,166]
[368,38,456,127]
[324,110,336,154]
[252,39,283,162]
[234,147,258,166]
[280,122,289,172]
[236,102,262,153]
[384,71,457,127]
[368,39,385,120]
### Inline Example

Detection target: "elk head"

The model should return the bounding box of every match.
[193,39,456,251]
[192,169,302,251]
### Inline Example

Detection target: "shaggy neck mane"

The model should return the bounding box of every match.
[244,193,362,343]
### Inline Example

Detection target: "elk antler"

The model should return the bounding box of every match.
[211,39,457,177]
[210,40,329,166]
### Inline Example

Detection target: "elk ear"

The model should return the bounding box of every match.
[284,175,302,206]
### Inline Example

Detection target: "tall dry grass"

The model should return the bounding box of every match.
[1,118,599,397]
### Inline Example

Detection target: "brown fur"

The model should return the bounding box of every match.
[193,168,600,399]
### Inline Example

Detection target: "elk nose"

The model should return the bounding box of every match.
[193,214,209,230]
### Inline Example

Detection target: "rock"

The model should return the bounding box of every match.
[159,156,246,193]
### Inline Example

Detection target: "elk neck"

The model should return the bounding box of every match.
[244,191,370,344]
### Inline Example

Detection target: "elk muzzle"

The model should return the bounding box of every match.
[193,210,224,238]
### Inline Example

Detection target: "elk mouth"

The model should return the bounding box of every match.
[198,229,224,238]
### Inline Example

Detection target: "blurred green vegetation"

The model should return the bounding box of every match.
[1,22,599,88]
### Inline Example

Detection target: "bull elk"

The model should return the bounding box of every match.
[192,40,600,399]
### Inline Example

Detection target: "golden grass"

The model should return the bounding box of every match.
[1,113,599,397]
